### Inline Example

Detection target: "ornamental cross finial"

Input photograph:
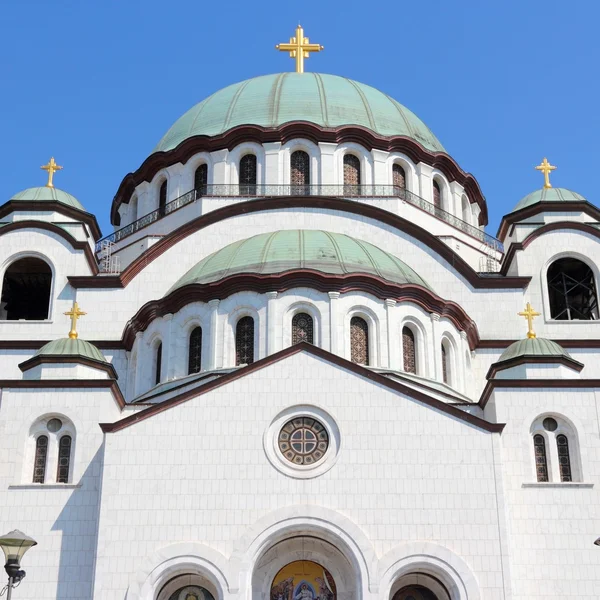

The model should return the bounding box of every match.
[276,25,323,73]
[41,157,63,188]
[518,302,541,339]
[64,301,87,339]
[535,157,556,189]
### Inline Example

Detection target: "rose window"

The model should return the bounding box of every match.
[278,417,329,465]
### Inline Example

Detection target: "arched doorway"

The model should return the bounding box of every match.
[271,560,336,600]
[394,585,439,600]
[1,257,52,320]
[157,574,217,600]
[390,574,450,600]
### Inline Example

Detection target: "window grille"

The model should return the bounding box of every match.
[343,154,361,196]
[239,154,257,194]
[194,164,208,196]
[290,150,310,193]
[402,327,416,373]
[236,316,255,365]
[393,163,406,190]
[441,343,449,384]
[433,180,441,209]
[350,316,369,365]
[159,180,167,217]
[56,435,72,483]
[33,435,48,483]
[292,312,314,344]
[534,434,549,482]
[547,258,599,320]
[188,327,202,374]
[155,342,162,385]
[557,434,572,482]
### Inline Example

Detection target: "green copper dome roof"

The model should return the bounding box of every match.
[35,338,108,363]
[498,337,571,362]
[154,73,445,153]
[511,187,587,213]
[10,186,85,211]
[169,230,431,293]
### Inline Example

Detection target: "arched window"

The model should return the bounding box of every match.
[1,257,52,320]
[393,163,406,195]
[432,180,441,210]
[290,150,310,194]
[154,342,162,385]
[194,164,208,197]
[239,154,257,195]
[236,316,255,365]
[534,434,549,482]
[56,435,72,483]
[350,316,369,365]
[402,326,416,374]
[343,154,361,196]
[159,180,167,217]
[33,435,48,483]
[292,312,314,344]
[557,434,572,482]
[441,342,449,384]
[547,257,599,320]
[188,326,202,374]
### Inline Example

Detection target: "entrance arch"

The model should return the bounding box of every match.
[391,574,450,600]
[271,560,336,600]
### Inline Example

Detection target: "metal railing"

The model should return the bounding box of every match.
[97,184,503,253]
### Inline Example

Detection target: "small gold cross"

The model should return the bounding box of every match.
[64,301,87,339]
[518,302,541,339]
[41,157,63,188]
[276,25,323,73]
[535,157,556,189]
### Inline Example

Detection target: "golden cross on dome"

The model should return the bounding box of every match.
[64,301,87,339]
[41,157,63,188]
[276,25,323,73]
[535,157,556,189]
[518,302,541,339]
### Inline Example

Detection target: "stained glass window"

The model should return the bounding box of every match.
[291,150,310,193]
[155,342,162,385]
[239,154,257,194]
[557,434,572,482]
[343,154,361,196]
[159,180,167,216]
[534,434,549,482]
[194,164,208,196]
[236,316,254,365]
[402,327,416,373]
[33,435,48,483]
[278,417,329,465]
[292,312,313,344]
[350,316,369,365]
[393,163,406,191]
[188,327,202,374]
[433,180,441,209]
[56,435,72,483]
[441,343,449,384]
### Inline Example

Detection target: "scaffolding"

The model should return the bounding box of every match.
[97,240,120,274]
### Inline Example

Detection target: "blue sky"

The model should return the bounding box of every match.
[1,0,598,236]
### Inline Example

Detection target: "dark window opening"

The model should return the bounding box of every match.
[343,154,361,196]
[433,180,441,209]
[557,434,572,482]
[236,316,255,365]
[188,326,202,374]
[402,327,416,374]
[1,257,52,320]
[56,435,72,483]
[292,312,314,344]
[33,435,48,483]
[239,154,257,195]
[534,434,549,482]
[155,342,162,385]
[194,164,208,197]
[159,180,167,217]
[291,150,310,194]
[393,163,406,197]
[547,258,598,320]
[350,316,369,365]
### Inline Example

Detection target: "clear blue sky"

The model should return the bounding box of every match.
[1,0,598,236]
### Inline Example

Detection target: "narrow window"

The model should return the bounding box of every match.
[557,434,572,482]
[56,435,72,483]
[290,150,310,194]
[392,163,406,194]
[188,326,202,374]
[441,343,449,384]
[402,326,416,373]
[547,258,599,320]
[534,434,549,482]
[350,316,369,365]
[0,257,52,320]
[159,180,167,217]
[155,342,162,385]
[33,435,48,483]
[239,154,257,195]
[343,154,361,196]
[433,180,441,210]
[194,164,208,197]
[292,312,314,344]
[236,316,255,365]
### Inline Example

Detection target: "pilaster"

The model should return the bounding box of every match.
[416,162,434,204]
[450,180,464,220]
[318,143,337,186]
[430,312,442,381]
[133,332,144,396]
[266,291,278,354]
[384,299,397,369]
[263,143,282,185]
[163,313,175,380]
[328,291,341,355]
[211,149,229,185]
[208,299,220,370]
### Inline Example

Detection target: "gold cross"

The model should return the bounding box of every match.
[41,157,63,188]
[518,302,541,339]
[535,157,556,189]
[276,25,323,73]
[64,301,87,339]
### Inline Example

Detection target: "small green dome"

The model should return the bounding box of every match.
[511,187,587,213]
[36,338,108,363]
[154,73,445,153]
[10,186,85,211]
[498,337,571,362]
[169,230,431,293]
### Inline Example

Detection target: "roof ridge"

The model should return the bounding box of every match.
[346,79,376,130]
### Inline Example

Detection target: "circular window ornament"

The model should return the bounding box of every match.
[278,417,329,465]
[47,418,63,433]
[543,417,558,432]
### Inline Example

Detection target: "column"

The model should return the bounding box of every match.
[135,181,152,219]
[384,299,397,369]
[211,149,230,185]
[318,142,337,187]
[328,292,341,355]
[263,142,282,185]
[450,180,464,220]
[208,299,220,370]
[371,148,388,185]
[167,163,185,201]
[460,330,469,394]
[416,162,434,204]
[133,331,144,395]
[266,291,278,354]
[430,312,442,381]
[163,313,175,380]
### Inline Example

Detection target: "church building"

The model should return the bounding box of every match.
[1,25,599,600]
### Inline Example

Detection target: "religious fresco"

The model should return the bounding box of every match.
[167,585,215,600]
[271,560,336,600]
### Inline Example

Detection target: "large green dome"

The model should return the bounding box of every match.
[154,73,445,153]
[169,230,431,293]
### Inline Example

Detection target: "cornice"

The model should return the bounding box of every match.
[484,355,584,380]
[477,338,600,349]
[110,122,488,226]
[17,354,119,380]
[0,340,127,350]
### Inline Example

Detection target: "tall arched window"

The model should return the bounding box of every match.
[534,434,549,482]
[236,316,255,365]
[0,257,52,320]
[291,312,314,344]
[350,316,369,365]
[188,326,202,374]
[159,180,167,217]
[194,164,208,196]
[56,435,72,483]
[433,180,441,210]
[343,154,361,196]
[393,163,406,195]
[402,326,416,374]
[239,154,257,195]
[547,257,599,320]
[154,342,163,385]
[290,150,310,194]
[557,434,572,482]
[33,435,48,483]
[441,342,449,384]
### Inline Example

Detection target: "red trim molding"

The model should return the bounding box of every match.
[100,342,504,434]
[111,122,488,226]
